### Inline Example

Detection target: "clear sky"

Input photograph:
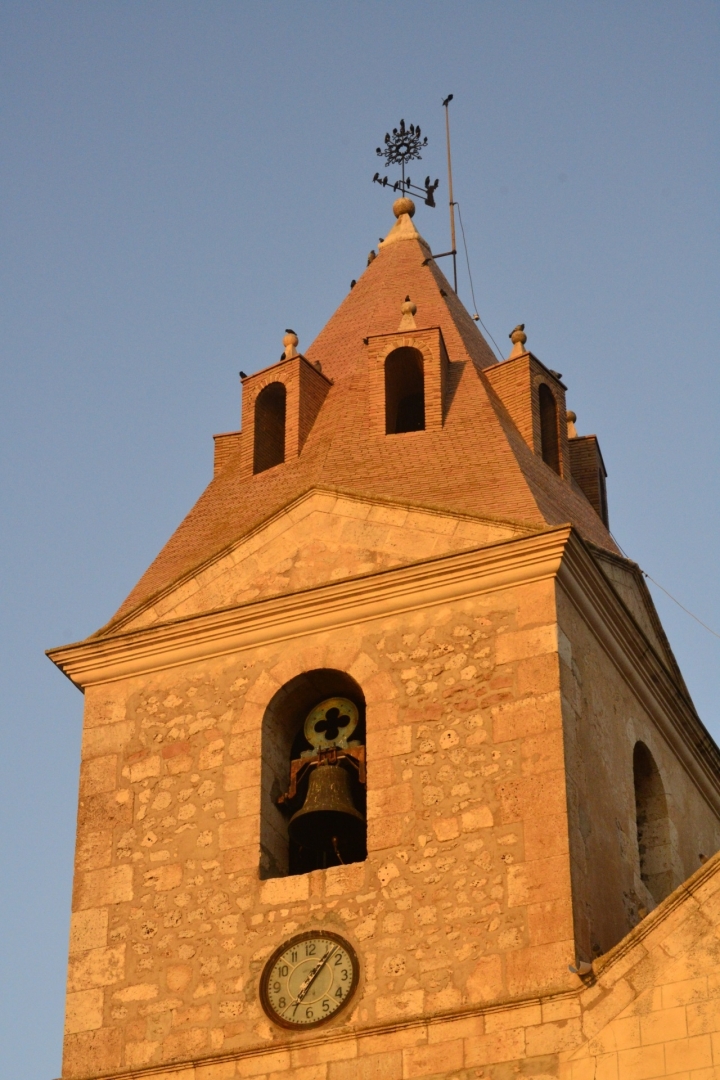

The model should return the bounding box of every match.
[1,3,718,1075]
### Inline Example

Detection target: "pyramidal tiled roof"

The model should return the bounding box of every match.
[101,207,617,634]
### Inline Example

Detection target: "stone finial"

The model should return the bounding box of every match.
[282,329,299,360]
[393,197,415,219]
[398,295,417,331]
[566,410,578,439]
[508,324,527,359]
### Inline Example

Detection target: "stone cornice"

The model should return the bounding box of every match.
[48,526,570,689]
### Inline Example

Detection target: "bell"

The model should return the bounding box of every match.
[289,763,365,870]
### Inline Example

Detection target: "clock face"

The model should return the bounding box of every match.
[260,931,359,1029]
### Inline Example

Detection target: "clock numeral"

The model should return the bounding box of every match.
[279,964,289,976]
[323,999,330,1012]
[273,981,281,992]
[341,969,348,981]
[305,942,316,956]
[334,954,343,965]
[305,1006,314,1018]
[278,997,286,1009]
[335,987,343,998]
[290,950,298,962]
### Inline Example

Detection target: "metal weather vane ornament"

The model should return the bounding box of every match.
[372,118,439,207]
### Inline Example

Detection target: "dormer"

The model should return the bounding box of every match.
[566,411,609,526]
[366,297,449,437]
[239,331,332,478]
[484,324,570,479]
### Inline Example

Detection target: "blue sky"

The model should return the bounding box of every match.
[1,3,718,1075]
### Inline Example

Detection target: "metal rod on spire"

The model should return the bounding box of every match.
[442,94,458,293]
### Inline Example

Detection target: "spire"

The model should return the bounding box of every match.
[103,202,617,632]
[378,197,431,250]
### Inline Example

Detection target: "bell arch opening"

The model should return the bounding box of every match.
[260,669,367,880]
[539,383,560,474]
[385,347,425,434]
[633,741,673,904]
[253,382,286,474]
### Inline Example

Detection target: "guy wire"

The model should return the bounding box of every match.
[455,200,503,361]
[610,530,720,641]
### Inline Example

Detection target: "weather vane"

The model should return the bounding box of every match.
[372,119,439,207]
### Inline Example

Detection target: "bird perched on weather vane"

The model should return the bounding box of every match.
[372,118,439,207]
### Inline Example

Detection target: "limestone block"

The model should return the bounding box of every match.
[64,988,104,1034]
[367,783,412,817]
[62,1026,122,1079]
[143,863,183,892]
[75,828,113,871]
[495,625,557,665]
[75,864,133,909]
[67,944,126,991]
[492,691,562,743]
[328,1050,402,1080]
[79,755,117,796]
[218,817,259,851]
[466,954,504,1003]
[375,988,424,1021]
[260,874,309,905]
[324,861,367,896]
[507,856,571,908]
[464,1027,526,1065]
[224,757,261,791]
[81,721,133,760]
[402,1039,464,1077]
[69,908,108,954]
[125,1040,161,1068]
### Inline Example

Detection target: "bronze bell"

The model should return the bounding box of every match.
[289,762,365,870]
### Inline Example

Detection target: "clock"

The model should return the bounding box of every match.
[260,930,359,1029]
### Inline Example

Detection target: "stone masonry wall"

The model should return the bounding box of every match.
[557,582,720,962]
[64,578,578,1078]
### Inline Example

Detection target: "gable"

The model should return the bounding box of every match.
[118,489,530,631]
[593,547,688,686]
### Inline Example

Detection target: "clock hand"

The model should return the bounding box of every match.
[287,945,338,1015]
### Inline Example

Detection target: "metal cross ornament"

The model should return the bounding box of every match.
[373,118,439,207]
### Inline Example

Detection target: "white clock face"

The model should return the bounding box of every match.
[260,931,358,1029]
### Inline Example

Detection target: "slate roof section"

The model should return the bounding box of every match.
[100,210,618,634]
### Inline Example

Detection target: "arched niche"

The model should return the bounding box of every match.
[539,383,560,474]
[385,347,425,434]
[260,668,367,880]
[253,382,286,474]
[633,741,673,904]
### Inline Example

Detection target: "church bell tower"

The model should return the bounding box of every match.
[49,195,720,1080]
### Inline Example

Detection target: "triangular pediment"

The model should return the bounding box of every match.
[117,489,531,632]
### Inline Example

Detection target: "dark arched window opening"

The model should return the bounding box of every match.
[253,382,286,474]
[260,669,367,879]
[385,347,425,434]
[539,383,560,474]
[633,742,673,904]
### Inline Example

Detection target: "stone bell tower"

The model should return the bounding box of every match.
[50,198,720,1080]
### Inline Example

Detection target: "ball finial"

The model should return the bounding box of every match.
[507,324,528,359]
[282,329,299,359]
[393,197,415,219]
[398,295,417,331]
